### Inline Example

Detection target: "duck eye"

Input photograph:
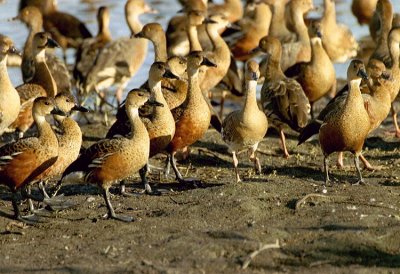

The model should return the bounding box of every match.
[44,101,50,106]
[138,93,144,97]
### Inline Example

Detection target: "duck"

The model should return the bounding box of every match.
[259,36,310,158]
[82,0,155,105]
[74,6,112,89]
[20,0,92,59]
[266,0,296,43]
[36,92,88,197]
[352,0,378,25]
[106,62,177,195]
[222,60,268,183]
[8,32,59,138]
[0,35,20,137]
[208,0,243,24]
[12,6,71,94]
[228,1,272,62]
[134,23,188,110]
[298,59,391,171]
[166,51,216,184]
[319,0,359,63]
[318,60,370,185]
[0,97,64,222]
[285,21,336,118]
[61,89,163,222]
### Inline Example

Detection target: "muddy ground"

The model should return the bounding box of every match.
[0,95,400,273]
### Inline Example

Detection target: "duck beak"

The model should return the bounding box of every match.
[9,14,20,22]
[8,45,21,56]
[46,37,60,48]
[204,18,218,24]
[163,69,180,80]
[226,22,241,30]
[201,57,217,67]
[316,31,323,38]
[133,31,144,39]
[381,71,392,80]
[358,68,369,80]
[145,99,164,107]
[51,107,67,116]
[72,105,90,112]
[249,46,261,55]
[250,72,258,81]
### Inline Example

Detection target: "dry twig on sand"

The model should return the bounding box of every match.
[241,239,281,269]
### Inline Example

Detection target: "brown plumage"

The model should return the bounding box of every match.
[352,0,378,25]
[285,21,336,118]
[0,97,63,221]
[62,89,162,222]
[106,62,177,194]
[259,36,310,158]
[0,35,20,136]
[13,6,71,93]
[166,51,216,184]
[222,61,268,183]
[318,60,370,185]
[9,32,59,138]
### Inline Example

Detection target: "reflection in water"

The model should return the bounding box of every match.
[0,0,399,96]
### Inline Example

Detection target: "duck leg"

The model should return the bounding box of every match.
[119,180,139,197]
[310,102,315,120]
[279,129,290,158]
[391,104,400,138]
[249,144,262,175]
[219,90,229,118]
[353,154,366,185]
[38,181,50,199]
[139,165,161,195]
[336,152,344,169]
[169,152,203,187]
[232,151,241,183]
[323,155,331,186]
[359,154,382,171]
[102,187,134,222]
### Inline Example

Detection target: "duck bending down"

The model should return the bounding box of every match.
[258,36,310,158]
[222,60,268,183]
[0,97,65,222]
[61,89,163,222]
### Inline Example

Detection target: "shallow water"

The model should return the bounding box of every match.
[0,0,399,97]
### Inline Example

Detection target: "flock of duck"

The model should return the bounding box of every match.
[0,0,399,223]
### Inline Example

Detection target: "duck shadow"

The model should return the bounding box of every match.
[364,136,400,151]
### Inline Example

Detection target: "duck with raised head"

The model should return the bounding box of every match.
[222,60,268,183]
[8,32,59,138]
[36,93,88,198]
[166,51,216,184]
[134,22,188,110]
[82,0,156,105]
[265,0,295,43]
[318,60,370,185]
[319,0,358,63]
[12,6,71,94]
[0,97,64,222]
[352,0,378,25]
[258,36,310,158]
[106,62,177,195]
[74,6,112,89]
[208,0,243,24]
[0,35,20,137]
[285,21,336,118]
[61,89,163,222]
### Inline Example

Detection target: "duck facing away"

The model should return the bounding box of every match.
[0,35,20,137]
[259,36,310,158]
[61,89,163,222]
[0,97,64,222]
[222,60,268,183]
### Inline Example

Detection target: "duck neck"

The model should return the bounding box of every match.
[35,114,56,143]
[127,106,147,139]
[265,53,284,80]
[187,68,203,103]
[188,24,203,52]
[346,78,363,105]
[32,49,57,97]
[389,39,400,70]
[225,0,243,21]
[25,22,42,58]
[149,78,168,117]
[243,79,259,117]
[152,33,168,62]
[98,16,111,41]
[207,24,228,54]
[0,56,14,91]
[269,1,288,35]
[291,5,309,43]
[323,0,336,26]
[254,4,271,33]
[310,38,325,63]
[126,13,142,35]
